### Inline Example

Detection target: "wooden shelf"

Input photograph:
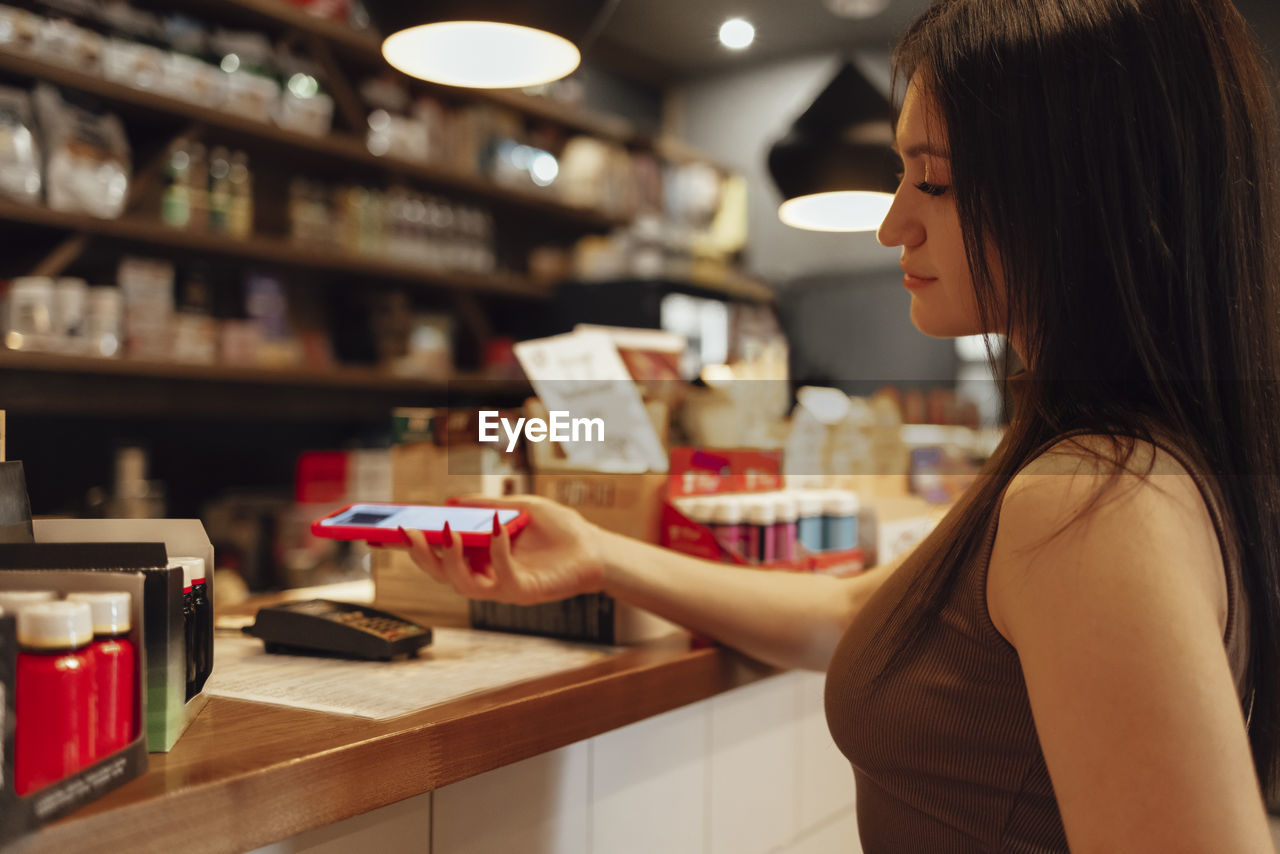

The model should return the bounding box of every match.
[0,50,628,232]
[0,199,553,298]
[0,350,530,420]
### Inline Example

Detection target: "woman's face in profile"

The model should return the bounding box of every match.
[879,78,992,340]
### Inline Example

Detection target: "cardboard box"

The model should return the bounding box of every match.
[0,570,147,847]
[29,519,214,751]
[531,470,668,544]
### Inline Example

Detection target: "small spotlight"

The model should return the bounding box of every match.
[718,18,755,50]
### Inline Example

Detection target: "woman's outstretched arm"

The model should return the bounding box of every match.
[400,495,898,672]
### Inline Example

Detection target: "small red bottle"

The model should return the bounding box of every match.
[67,591,136,760]
[15,600,95,795]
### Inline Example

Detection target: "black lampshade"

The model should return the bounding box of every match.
[365,0,616,89]
[768,62,900,231]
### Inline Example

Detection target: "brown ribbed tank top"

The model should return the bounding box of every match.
[824,429,1251,853]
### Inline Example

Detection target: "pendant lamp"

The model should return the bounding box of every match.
[365,0,618,90]
[768,61,900,232]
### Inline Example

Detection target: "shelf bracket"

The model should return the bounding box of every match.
[28,233,90,278]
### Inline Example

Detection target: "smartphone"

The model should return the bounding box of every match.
[311,503,528,547]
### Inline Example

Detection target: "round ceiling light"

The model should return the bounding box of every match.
[823,0,891,19]
[718,18,756,50]
[382,21,581,89]
[778,191,894,232]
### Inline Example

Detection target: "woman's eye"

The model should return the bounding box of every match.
[914,180,948,197]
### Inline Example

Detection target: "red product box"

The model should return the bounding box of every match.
[667,447,784,499]
[661,448,863,576]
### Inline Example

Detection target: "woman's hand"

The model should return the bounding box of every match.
[400,495,607,604]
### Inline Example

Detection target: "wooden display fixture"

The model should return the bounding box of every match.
[0,199,550,298]
[0,350,530,420]
[0,50,628,233]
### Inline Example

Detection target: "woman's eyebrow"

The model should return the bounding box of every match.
[892,142,951,160]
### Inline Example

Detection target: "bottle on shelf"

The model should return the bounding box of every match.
[228,150,253,239]
[207,146,232,234]
[161,139,192,229]
[186,142,208,231]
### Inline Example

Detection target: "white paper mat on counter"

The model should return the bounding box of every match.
[204,629,617,720]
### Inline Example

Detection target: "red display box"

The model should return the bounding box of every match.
[661,448,863,577]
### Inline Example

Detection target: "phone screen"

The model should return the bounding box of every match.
[320,504,519,533]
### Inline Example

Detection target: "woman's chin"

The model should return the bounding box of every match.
[909,299,979,339]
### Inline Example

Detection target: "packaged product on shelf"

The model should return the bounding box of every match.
[491,139,560,193]
[161,138,193,229]
[85,285,122,358]
[206,145,231,233]
[6,276,55,352]
[275,51,333,137]
[451,103,519,177]
[33,2,104,74]
[185,141,208,230]
[199,145,251,237]
[287,178,331,245]
[51,276,87,354]
[228,150,253,238]
[412,96,451,164]
[34,84,130,219]
[0,85,41,204]
[218,318,260,366]
[100,3,166,91]
[365,107,429,161]
[117,256,174,360]
[0,4,41,53]
[209,29,279,124]
[285,0,355,23]
[159,14,225,109]
[244,273,300,367]
[395,312,454,378]
[171,271,216,364]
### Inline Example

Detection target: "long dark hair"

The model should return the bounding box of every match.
[889,0,1280,795]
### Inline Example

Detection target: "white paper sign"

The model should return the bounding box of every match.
[514,330,668,472]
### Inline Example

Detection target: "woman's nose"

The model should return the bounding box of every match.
[877,193,924,248]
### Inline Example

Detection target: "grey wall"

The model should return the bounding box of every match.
[673,51,898,283]
[672,50,957,392]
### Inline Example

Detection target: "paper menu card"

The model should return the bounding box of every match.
[204,630,615,720]
[514,330,668,473]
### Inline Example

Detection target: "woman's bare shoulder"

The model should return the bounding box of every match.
[991,431,1227,639]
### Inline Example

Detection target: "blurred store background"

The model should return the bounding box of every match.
[0,0,1275,597]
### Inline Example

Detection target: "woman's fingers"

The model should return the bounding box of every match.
[488,511,520,590]
[401,527,449,585]
[439,525,495,596]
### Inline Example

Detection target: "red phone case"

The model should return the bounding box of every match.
[310,503,530,547]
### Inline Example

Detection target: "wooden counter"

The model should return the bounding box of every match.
[9,631,775,854]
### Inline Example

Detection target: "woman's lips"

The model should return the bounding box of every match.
[903,271,937,290]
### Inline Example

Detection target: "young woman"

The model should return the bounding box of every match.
[402,0,1279,850]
